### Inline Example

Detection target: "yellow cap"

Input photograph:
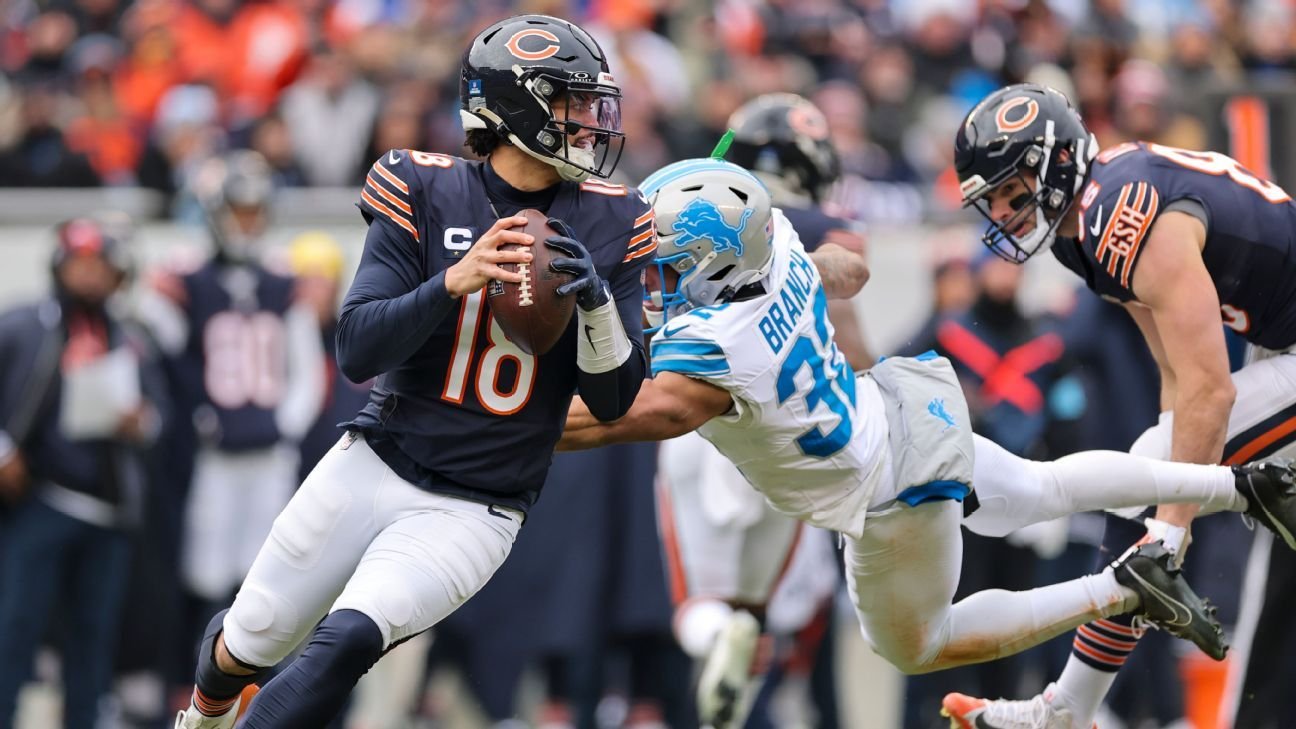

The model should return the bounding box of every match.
[287,231,345,280]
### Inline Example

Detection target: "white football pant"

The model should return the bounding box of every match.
[220,433,521,668]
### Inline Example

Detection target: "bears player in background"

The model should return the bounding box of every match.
[654,96,871,729]
[942,83,1296,729]
[139,150,325,619]
[561,157,1296,692]
[172,14,652,729]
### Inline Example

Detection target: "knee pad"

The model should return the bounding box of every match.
[225,586,300,668]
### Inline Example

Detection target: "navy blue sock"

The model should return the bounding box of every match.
[193,609,265,716]
[239,610,385,729]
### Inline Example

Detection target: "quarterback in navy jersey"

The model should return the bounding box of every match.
[943,84,1296,729]
[173,15,650,729]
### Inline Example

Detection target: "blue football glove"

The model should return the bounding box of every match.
[545,217,610,311]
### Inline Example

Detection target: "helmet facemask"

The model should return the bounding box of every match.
[464,68,625,182]
[960,121,1093,263]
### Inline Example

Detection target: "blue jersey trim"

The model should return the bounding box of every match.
[651,357,731,378]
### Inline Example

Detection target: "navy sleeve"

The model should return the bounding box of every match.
[576,202,653,421]
[335,218,456,383]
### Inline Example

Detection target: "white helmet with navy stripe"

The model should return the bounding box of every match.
[639,157,774,328]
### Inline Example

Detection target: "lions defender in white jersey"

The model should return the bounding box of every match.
[561,157,1296,699]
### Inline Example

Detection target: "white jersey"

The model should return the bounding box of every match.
[649,209,888,538]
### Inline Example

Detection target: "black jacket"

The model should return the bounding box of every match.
[0,297,168,527]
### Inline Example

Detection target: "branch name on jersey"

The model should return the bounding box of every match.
[1054,141,1296,350]
[650,210,887,538]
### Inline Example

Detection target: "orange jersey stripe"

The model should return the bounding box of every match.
[366,175,412,215]
[622,243,658,263]
[1119,185,1159,288]
[634,210,654,227]
[373,161,409,194]
[361,190,419,240]
[627,228,654,247]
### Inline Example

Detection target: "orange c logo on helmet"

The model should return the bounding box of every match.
[506,29,561,61]
[995,97,1040,133]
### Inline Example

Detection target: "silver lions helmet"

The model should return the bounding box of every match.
[639,158,774,331]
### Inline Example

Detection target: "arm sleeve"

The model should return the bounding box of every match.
[335,217,457,382]
[575,205,654,422]
[274,303,327,441]
[576,257,648,422]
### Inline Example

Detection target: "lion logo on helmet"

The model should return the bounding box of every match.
[671,197,753,256]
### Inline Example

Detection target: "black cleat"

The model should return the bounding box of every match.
[1235,462,1296,550]
[1112,541,1228,660]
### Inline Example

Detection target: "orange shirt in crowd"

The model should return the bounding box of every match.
[171,1,309,122]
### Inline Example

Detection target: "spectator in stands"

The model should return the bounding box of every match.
[1104,59,1207,150]
[64,34,142,185]
[0,217,167,729]
[0,81,100,187]
[280,45,379,187]
[249,113,306,187]
[135,83,224,214]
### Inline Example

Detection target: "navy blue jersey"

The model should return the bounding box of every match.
[170,261,296,451]
[779,205,857,253]
[340,149,653,511]
[1052,142,1296,350]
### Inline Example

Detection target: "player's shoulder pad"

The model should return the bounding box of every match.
[650,308,733,379]
[1076,145,1163,291]
[620,187,656,265]
[359,149,473,240]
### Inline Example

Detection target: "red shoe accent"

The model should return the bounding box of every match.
[940,693,986,729]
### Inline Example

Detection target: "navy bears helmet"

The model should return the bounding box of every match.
[955,83,1097,263]
[460,14,624,182]
[726,93,841,206]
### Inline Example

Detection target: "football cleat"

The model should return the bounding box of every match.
[940,684,1085,728]
[173,700,240,729]
[697,609,760,729]
[1112,541,1227,660]
[1234,462,1296,550]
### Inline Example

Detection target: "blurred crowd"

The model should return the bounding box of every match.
[2,1,1296,728]
[3,0,1295,223]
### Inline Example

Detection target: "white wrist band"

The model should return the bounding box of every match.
[576,296,633,374]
